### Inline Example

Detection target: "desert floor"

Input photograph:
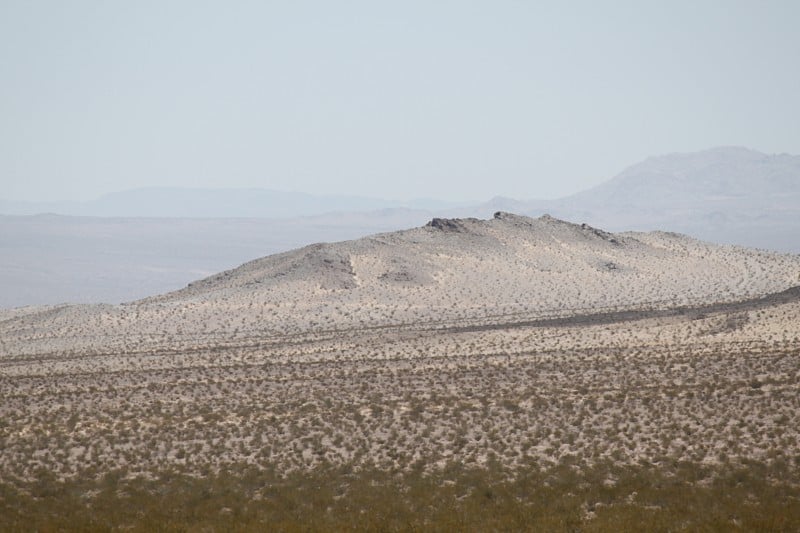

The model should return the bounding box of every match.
[2,290,800,530]
[2,216,799,530]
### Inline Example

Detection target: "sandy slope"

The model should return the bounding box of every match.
[1,213,798,357]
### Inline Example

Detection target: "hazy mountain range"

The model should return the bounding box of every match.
[1,146,798,308]
[503,146,800,251]
[0,188,464,218]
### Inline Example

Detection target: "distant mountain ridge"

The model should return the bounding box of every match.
[2,147,799,308]
[562,146,800,208]
[2,148,799,249]
[454,146,800,252]
[4,146,798,222]
[0,188,465,218]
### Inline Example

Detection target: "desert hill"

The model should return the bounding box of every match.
[159,211,799,312]
[3,147,799,309]
[2,212,799,358]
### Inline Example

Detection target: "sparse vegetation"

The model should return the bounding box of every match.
[3,460,800,531]
[1,214,799,529]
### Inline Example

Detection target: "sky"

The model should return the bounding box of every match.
[1,1,799,203]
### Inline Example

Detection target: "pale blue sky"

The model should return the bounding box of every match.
[2,1,799,202]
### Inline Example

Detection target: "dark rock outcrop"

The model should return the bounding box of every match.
[426,218,469,232]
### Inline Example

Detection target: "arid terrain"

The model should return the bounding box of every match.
[2,213,800,530]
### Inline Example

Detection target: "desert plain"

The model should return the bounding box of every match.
[1,213,800,530]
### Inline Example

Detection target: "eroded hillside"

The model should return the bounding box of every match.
[2,213,799,357]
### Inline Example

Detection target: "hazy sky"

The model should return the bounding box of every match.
[2,1,799,203]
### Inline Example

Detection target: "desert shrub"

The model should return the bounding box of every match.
[2,459,799,532]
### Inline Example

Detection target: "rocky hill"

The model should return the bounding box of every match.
[2,213,798,357]
[3,147,798,309]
